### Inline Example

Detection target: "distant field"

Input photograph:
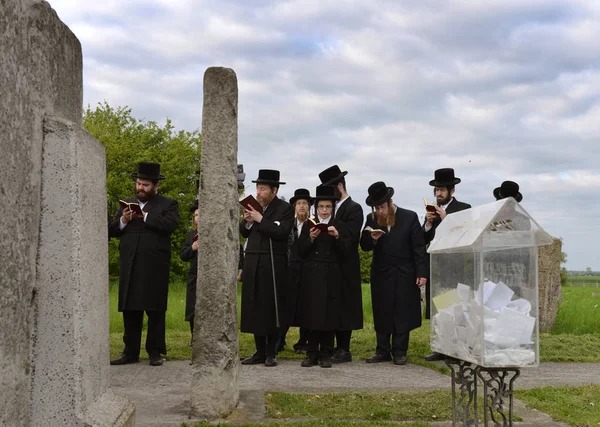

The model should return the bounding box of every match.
[565,275,600,287]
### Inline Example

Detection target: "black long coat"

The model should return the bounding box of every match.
[296,218,351,331]
[360,207,427,334]
[334,198,364,330]
[180,229,198,322]
[239,196,294,335]
[285,219,306,327]
[108,194,179,312]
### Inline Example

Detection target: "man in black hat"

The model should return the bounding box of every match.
[276,188,313,354]
[494,181,522,203]
[240,169,294,367]
[109,162,180,366]
[360,182,427,365]
[317,165,364,363]
[423,168,471,362]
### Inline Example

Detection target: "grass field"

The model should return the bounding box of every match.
[109,282,600,364]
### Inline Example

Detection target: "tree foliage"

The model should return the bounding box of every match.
[83,102,201,280]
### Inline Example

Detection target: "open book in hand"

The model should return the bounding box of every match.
[119,200,144,216]
[423,197,437,213]
[308,218,330,233]
[364,225,386,235]
[239,195,263,212]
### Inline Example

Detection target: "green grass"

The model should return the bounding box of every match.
[552,287,600,335]
[190,422,433,427]
[109,282,600,364]
[516,384,600,427]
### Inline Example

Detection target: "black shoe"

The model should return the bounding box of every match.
[365,353,392,363]
[331,348,352,363]
[110,354,139,365]
[424,352,446,362]
[149,355,164,366]
[264,356,278,367]
[293,343,309,354]
[301,356,318,367]
[393,355,407,365]
[241,353,266,365]
[319,356,332,368]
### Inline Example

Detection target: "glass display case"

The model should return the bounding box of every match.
[428,198,553,367]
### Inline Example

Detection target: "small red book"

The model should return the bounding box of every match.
[308,218,330,233]
[423,198,437,213]
[119,200,144,216]
[239,195,263,212]
[193,233,198,242]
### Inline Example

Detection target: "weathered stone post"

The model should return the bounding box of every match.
[1,1,134,425]
[538,237,563,332]
[191,67,240,418]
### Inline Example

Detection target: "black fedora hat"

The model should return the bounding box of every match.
[429,168,461,187]
[132,162,166,180]
[312,185,337,202]
[290,188,313,205]
[365,181,394,207]
[318,165,348,186]
[252,169,286,185]
[494,181,523,203]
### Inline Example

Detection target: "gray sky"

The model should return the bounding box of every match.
[51,0,600,270]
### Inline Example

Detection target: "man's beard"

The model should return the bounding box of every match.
[257,193,274,207]
[436,193,452,206]
[333,186,342,201]
[135,186,157,202]
[376,203,396,228]
[296,211,308,222]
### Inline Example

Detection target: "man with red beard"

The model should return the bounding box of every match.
[108,162,179,367]
[422,168,471,362]
[240,169,294,367]
[360,182,427,365]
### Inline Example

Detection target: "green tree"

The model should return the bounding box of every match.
[83,102,201,280]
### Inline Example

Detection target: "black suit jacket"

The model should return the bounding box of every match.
[423,198,472,245]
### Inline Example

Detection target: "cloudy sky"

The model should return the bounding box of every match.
[51,0,599,270]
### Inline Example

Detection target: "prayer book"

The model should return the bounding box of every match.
[308,218,329,232]
[424,197,437,213]
[364,225,386,234]
[119,200,144,216]
[239,195,262,212]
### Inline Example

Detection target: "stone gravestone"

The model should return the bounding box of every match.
[0,1,134,425]
[538,237,563,332]
[191,67,240,419]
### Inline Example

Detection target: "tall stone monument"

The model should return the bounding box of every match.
[191,67,240,419]
[1,1,134,425]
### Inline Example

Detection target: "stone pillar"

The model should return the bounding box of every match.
[538,238,563,332]
[0,1,134,425]
[191,67,240,419]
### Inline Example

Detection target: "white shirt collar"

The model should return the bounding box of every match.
[318,216,331,224]
[440,197,454,211]
[336,195,349,208]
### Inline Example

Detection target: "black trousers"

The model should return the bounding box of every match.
[308,330,335,359]
[254,333,278,358]
[376,331,410,357]
[425,280,431,319]
[122,310,167,358]
[334,330,352,351]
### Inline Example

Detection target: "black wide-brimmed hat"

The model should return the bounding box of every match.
[131,162,166,180]
[252,169,286,185]
[190,200,199,213]
[494,181,523,203]
[429,168,461,187]
[312,185,337,202]
[365,181,394,207]
[318,165,348,186]
[290,188,313,205]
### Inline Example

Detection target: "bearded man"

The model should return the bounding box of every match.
[360,182,427,365]
[108,162,180,367]
[240,169,294,367]
[423,168,471,362]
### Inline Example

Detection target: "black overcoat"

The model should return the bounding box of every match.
[360,207,427,334]
[334,197,364,330]
[108,194,179,312]
[239,196,294,335]
[180,229,198,322]
[296,218,351,331]
[285,219,306,327]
